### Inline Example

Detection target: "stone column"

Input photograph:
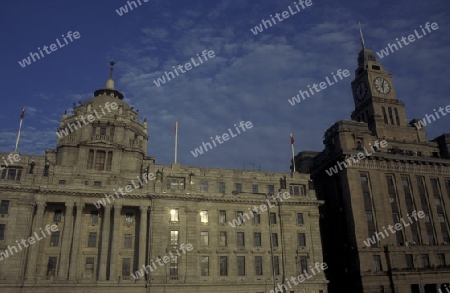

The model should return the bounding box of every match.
[26,201,46,281]
[57,202,74,280]
[138,206,148,281]
[68,202,84,280]
[109,204,121,281]
[98,205,111,281]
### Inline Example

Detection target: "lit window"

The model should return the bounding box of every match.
[200,210,209,223]
[125,213,134,225]
[170,231,179,245]
[170,209,179,222]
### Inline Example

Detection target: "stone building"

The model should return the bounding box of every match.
[0,71,328,292]
[295,43,450,292]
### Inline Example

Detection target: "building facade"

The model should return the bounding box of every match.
[0,74,328,292]
[295,45,450,293]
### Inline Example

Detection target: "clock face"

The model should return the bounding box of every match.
[355,82,367,100]
[374,77,391,94]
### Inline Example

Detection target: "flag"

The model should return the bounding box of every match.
[290,132,294,145]
[20,107,25,119]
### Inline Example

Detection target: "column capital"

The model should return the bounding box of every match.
[35,201,46,209]
[104,204,112,211]
[139,206,149,212]
[65,202,75,208]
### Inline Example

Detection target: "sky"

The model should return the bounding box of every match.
[0,0,449,173]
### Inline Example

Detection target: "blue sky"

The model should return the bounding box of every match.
[0,0,449,172]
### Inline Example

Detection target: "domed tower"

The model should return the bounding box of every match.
[55,62,148,174]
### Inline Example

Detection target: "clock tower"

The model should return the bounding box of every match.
[349,28,422,141]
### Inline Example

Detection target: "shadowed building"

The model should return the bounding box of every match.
[295,40,450,292]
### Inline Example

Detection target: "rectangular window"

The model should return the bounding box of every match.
[170,256,178,276]
[422,254,430,268]
[297,213,304,224]
[219,210,226,223]
[235,183,242,193]
[290,185,299,196]
[236,211,244,226]
[388,107,394,124]
[252,184,258,194]
[125,213,134,225]
[270,213,277,224]
[438,254,446,266]
[394,108,400,125]
[0,201,10,214]
[254,232,261,246]
[406,254,414,269]
[91,211,98,223]
[124,234,133,248]
[122,258,131,276]
[85,257,95,274]
[366,211,373,221]
[271,233,278,246]
[438,214,445,222]
[237,256,245,276]
[110,127,115,136]
[218,182,226,193]
[50,231,60,246]
[373,255,382,272]
[382,107,388,123]
[166,177,185,190]
[200,181,208,192]
[170,209,179,222]
[88,232,97,247]
[255,256,263,276]
[253,212,260,224]
[201,256,209,276]
[300,256,307,273]
[298,233,306,246]
[170,230,179,245]
[47,257,57,276]
[95,151,106,171]
[53,210,62,222]
[200,210,209,223]
[201,231,209,246]
[100,127,107,135]
[58,180,66,185]
[268,185,275,195]
[237,232,245,247]
[273,255,280,275]
[7,169,16,180]
[219,256,228,276]
[15,170,22,180]
[1,169,5,179]
[0,224,5,240]
[219,231,227,246]
[106,151,113,171]
[87,150,94,169]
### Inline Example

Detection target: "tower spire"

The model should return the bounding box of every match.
[358,21,365,50]
[106,61,115,89]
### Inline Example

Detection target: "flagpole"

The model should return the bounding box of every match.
[290,132,296,173]
[174,120,178,164]
[14,107,25,153]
